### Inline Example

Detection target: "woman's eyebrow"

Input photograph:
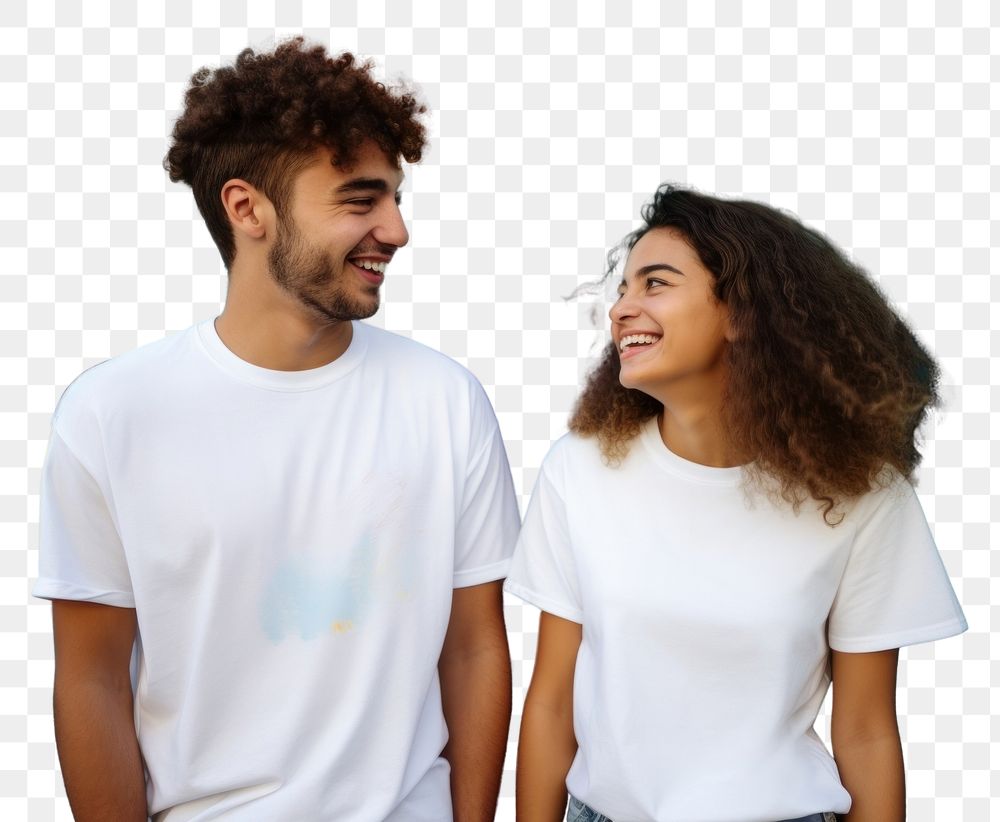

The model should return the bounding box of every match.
[618,263,688,292]
[635,263,686,278]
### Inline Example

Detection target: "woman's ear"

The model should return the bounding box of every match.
[717,300,737,343]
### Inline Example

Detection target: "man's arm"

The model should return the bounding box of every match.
[831,648,905,822]
[516,611,581,822]
[438,580,512,822]
[52,599,147,822]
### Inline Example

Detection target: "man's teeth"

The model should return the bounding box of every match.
[354,260,386,273]
[619,334,660,353]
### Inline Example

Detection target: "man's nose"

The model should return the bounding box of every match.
[374,202,409,248]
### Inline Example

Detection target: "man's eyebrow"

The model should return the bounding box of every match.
[617,263,687,291]
[333,177,403,195]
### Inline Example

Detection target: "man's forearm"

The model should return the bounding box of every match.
[54,675,147,822]
[439,643,512,822]
[834,731,905,822]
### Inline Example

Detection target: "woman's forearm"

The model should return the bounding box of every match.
[516,698,578,822]
[834,730,905,822]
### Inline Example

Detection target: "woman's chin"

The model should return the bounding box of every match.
[618,370,651,394]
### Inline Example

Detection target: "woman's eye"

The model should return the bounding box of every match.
[647,278,667,288]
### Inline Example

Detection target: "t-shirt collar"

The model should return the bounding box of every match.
[196,317,367,391]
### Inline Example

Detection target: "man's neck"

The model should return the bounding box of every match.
[214,294,353,372]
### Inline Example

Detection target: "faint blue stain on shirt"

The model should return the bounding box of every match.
[259,532,377,643]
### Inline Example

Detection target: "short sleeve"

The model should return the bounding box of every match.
[504,443,583,623]
[32,425,135,607]
[827,478,967,652]
[452,393,520,589]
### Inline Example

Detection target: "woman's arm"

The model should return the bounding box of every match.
[516,611,583,822]
[830,648,905,822]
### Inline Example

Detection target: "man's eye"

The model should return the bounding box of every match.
[348,198,374,207]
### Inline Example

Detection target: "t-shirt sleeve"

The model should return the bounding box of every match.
[452,388,520,589]
[504,443,583,623]
[32,424,135,607]
[827,478,967,652]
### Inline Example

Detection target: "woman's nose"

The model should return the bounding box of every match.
[610,291,638,323]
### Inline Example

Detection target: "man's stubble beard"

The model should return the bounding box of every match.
[267,222,380,323]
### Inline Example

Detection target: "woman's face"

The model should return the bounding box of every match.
[609,227,731,402]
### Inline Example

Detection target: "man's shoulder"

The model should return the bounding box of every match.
[54,325,198,422]
[360,323,483,388]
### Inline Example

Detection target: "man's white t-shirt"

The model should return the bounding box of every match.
[505,419,967,822]
[34,319,520,821]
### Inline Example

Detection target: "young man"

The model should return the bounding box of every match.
[34,39,519,821]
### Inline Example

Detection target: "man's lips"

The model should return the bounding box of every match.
[348,259,387,285]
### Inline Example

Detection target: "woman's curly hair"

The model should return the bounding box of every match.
[570,184,940,524]
[164,37,427,268]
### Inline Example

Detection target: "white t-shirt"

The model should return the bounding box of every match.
[34,319,520,821]
[505,418,967,822]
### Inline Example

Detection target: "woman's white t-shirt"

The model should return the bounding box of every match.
[505,418,966,822]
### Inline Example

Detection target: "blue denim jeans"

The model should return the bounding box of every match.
[566,795,838,822]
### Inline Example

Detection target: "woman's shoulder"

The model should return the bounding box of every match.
[542,429,608,469]
[531,430,626,500]
[840,466,924,531]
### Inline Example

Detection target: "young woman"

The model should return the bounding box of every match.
[505,185,967,822]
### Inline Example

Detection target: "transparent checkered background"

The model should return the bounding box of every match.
[1,1,995,820]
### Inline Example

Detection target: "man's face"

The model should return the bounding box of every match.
[267,141,408,323]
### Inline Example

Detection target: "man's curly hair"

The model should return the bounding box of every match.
[570,184,940,525]
[164,37,427,268]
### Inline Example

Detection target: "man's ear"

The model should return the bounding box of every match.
[221,179,273,241]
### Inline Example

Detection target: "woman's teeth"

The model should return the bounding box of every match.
[619,334,660,353]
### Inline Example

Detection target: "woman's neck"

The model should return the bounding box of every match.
[657,386,740,468]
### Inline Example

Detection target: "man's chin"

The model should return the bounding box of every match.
[299,293,380,323]
[352,300,380,320]
[348,290,381,320]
